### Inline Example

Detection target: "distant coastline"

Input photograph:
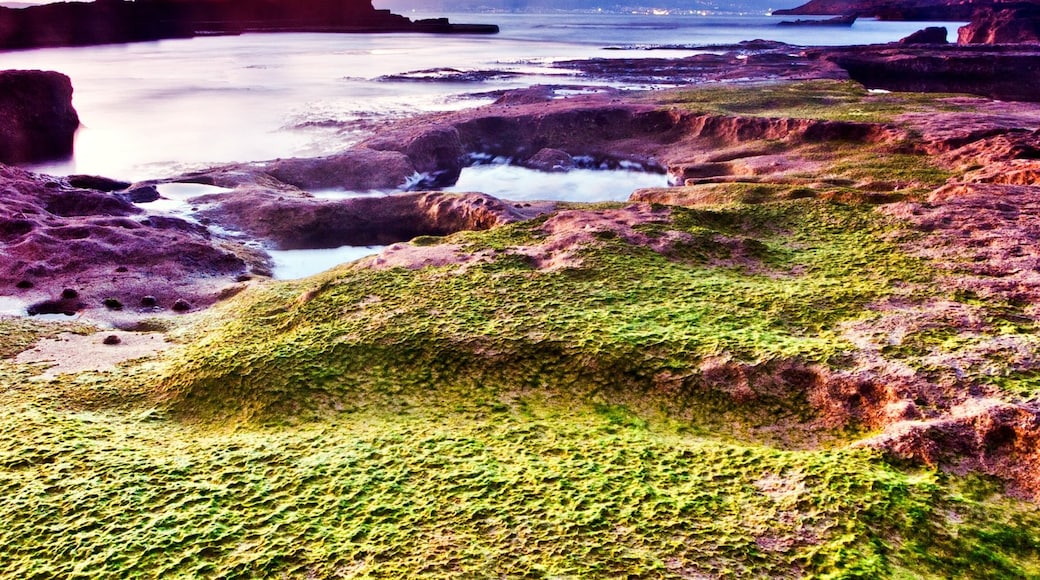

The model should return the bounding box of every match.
[0,0,498,51]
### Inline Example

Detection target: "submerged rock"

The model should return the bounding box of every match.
[525,148,576,172]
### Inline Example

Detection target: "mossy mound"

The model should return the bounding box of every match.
[155,199,928,434]
[4,79,1040,577]
[2,196,1040,577]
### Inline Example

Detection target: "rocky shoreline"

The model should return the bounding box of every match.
[4,27,1040,576]
[5,37,1040,315]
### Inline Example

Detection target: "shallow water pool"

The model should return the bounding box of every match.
[445,164,669,202]
[268,246,386,280]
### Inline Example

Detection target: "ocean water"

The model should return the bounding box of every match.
[447,163,670,202]
[0,13,965,180]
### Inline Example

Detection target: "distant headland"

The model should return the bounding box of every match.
[0,0,499,50]
[773,0,1040,20]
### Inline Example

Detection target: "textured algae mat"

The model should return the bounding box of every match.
[3,81,1040,578]
[2,198,1039,578]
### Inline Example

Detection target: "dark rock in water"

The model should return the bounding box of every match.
[526,148,576,172]
[28,298,82,316]
[0,70,79,164]
[400,126,466,188]
[124,185,161,203]
[959,5,1040,44]
[68,175,132,192]
[900,26,949,44]
[778,14,856,26]
[195,190,541,250]
[379,68,521,83]
[265,148,416,191]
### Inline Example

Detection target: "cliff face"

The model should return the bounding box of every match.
[958,4,1040,42]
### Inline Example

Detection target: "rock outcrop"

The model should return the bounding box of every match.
[899,26,949,43]
[773,0,1012,20]
[958,4,1040,43]
[816,45,1040,101]
[191,189,543,250]
[0,70,79,164]
[0,164,265,317]
[0,0,497,51]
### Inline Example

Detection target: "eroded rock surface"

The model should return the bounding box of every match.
[958,4,1040,44]
[193,189,549,250]
[0,164,264,317]
[817,45,1040,101]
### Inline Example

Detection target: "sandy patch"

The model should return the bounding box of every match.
[15,331,173,380]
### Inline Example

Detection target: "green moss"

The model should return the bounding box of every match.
[152,199,931,430]
[0,397,1036,579]
[2,78,1038,580]
[654,80,975,123]
[799,144,954,188]
[1,199,1038,577]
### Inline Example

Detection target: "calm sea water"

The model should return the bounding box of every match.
[0,13,965,180]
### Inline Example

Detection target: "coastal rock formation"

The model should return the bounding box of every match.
[899,26,949,43]
[772,0,1010,20]
[958,5,1040,43]
[10,74,1040,576]
[0,164,265,317]
[191,189,546,250]
[0,0,496,50]
[816,45,1040,101]
[0,70,79,164]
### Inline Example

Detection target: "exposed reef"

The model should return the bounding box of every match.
[816,44,1040,101]
[0,164,265,318]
